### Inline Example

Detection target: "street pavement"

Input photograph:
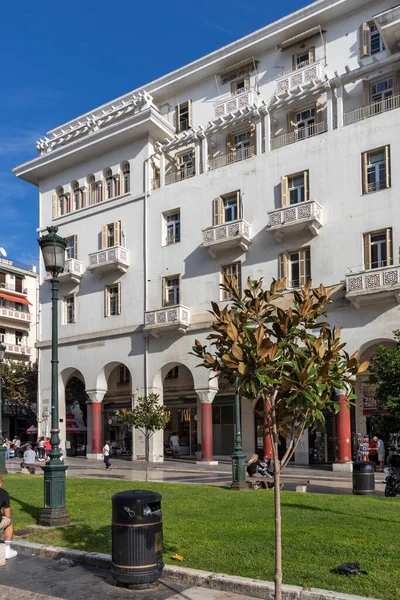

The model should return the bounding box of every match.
[4,456,389,495]
[0,554,256,600]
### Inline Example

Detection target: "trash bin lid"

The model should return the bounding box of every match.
[112,490,161,504]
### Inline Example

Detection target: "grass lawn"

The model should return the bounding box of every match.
[2,474,398,600]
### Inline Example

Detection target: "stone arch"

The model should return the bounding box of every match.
[358,338,396,361]
[58,367,87,456]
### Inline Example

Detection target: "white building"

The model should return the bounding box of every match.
[0,257,38,437]
[14,0,400,465]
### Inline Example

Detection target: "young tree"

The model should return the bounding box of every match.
[369,330,400,435]
[116,394,170,482]
[191,277,367,600]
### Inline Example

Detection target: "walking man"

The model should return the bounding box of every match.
[102,440,113,470]
[373,435,385,471]
[0,478,18,559]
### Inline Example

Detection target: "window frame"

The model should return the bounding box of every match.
[279,248,311,289]
[164,210,181,245]
[221,262,242,301]
[105,283,121,317]
[163,275,181,307]
[176,100,193,133]
[64,294,76,324]
[362,146,391,194]
[363,228,392,270]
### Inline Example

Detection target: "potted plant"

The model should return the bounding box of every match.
[194,443,202,461]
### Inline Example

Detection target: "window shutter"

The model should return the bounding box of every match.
[359,23,370,58]
[113,175,120,197]
[287,112,295,134]
[281,176,289,206]
[188,99,193,128]
[386,228,393,266]
[162,277,167,306]
[104,287,108,317]
[101,225,108,249]
[299,249,307,287]
[244,75,250,91]
[309,47,315,63]
[114,221,121,246]
[175,104,181,133]
[117,282,122,315]
[226,133,233,156]
[361,152,369,194]
[52,194,59,219]
[236,191,242,219]
[74,235,78,260]
[250,125,256,155]
[385,145,391,188]
[363,233,371,270]
[102,177,107,200]
[363,80,370,109]
[304,170,309,201]
[279,253,288,287]
[81,189,86,208]
[213,197,223,225]
[315,100,323,125]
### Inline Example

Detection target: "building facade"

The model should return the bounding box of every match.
[14,0,400,465]
[0,257,38,437]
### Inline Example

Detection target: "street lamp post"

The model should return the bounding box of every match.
[0,343,7,474]
[38,226,70,526]
[231,377,246,490]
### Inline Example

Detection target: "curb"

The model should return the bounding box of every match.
[11,540,381,600]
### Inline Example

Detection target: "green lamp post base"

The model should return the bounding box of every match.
[38,462,70,527]
[0,446,7,475]
[231,448,247,490]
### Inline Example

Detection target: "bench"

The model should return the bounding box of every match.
[21,465,36,475]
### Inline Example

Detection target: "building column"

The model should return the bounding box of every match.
[86,390,106,460]
[326,87,334,131]
[264,112,271,153]
[332,390,353,472]
[255,117,262,155]
[337,84,344,128]
[196,389,218,465]
[200,134,208,173]
[159,152,165,187]
[194,139,201,176]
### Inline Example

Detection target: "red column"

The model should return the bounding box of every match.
[201,403,213,462]
[337,393,352,463]
[92,402,102,454]
[263,399,273,460]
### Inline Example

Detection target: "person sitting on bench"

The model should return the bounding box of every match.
[247,454,273,479]
[20,444,36,473]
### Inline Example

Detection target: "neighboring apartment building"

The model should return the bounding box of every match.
[14,0,400,465]
[0,258,38,436]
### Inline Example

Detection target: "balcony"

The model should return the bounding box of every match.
[344,95,400,126]
[0,306,32,326]
[373,5,400,54]
[267,201,323,243]
[58,259,83,284]
[208,146,255,171]
[0,282,28,296]
[4,344,32,357]
[276,61,325,96]
[202,219,251,257]
[87,245,129,275]
[214,89,259,119]
[144,305,191,337]
[345,265,400,308]
[165,167,195,186]
[270,121,327,150]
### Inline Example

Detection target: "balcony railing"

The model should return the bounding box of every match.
[58,258,83,283]
[208,146,255,171]
[345,264,400,306]
[4,344,31,356]
[165,167,195,186]
[270,121,327,150]
[214,89,259,118]
[88,245,129,274]
[0,282,28,295]
[344,95,400,126]
[0,307,32,324]
[276,60,324,95]
[202,219,251,255]
[144,304,191,337]
[267,200,323,240]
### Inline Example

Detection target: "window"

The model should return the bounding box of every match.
[165,211,181,245]
[113,174,121,197]
[176,100,192,133]
[104,168,113,200]
[121,162,130,194]
[360,22,385,57]
[53,186,71,218]
[71,181,84,211]
[295,108,316,139]
[293,47,315,70]
[0,328,5,343]
[119,365,130,384]
[364,229,392,270]
[0,298,5,308]
[362,146,390,194]
[88,174,102,205]
[213,191,241,225]
[281,172,309,206]
[15,331,24,345]
[233,130,251,157]
[102,222,121,248]
[65,236,77,260]
[370,78,394,113]
[221,262,241,300]
[105,283,121,316]
[177,151,194,178]
[163,276,180,306]
[15,276,23,293]
[231,76,250,96]
[15,303,23,312]
[65,295,75,324]
[279,248,311,289]
[166,367,179,379]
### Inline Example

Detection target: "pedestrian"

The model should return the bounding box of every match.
[3,438,10,460]
[373,435,385,471]
[102,440,113,470]
[0,477,18,559]
[44,437,52,460]
[170,432,180,456]
[13,436,21,459]
[368,437,378,468]
[20,444,36,471]
[37,437,45,461]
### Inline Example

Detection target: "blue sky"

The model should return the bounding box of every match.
[0,0,311,266]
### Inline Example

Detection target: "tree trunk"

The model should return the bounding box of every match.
[145,434,149,483]
[273,456,282,600]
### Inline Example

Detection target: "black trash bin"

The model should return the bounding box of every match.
[353,461,375,495]
[111,490,163,588]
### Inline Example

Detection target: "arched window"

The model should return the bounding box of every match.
[71,180,81,211]
[104,168,113,200]
[56,186,69,215]
[87,174,98,205]
[121,161,130,194]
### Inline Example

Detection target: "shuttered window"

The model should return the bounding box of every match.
[279,248,311,289]
[360,22,385,58]
[213,191,241,225]
[105,283,121,317]
[102,222,121,249]
[64,294,76,324]
[176,100,193,133]
[281,172,309,206]
[163,276,180,306]
[221,262,241,300]
[65,236,78,260]
[363,229,392,270]
[362,146,391,194]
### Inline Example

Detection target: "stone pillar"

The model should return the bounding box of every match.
[326,87,334,131]
[332,390,353,472]
[201,134,208,173]
[86,390,106,460]
[255,117,262,156]
[264,112,271,153]
[196,389,218,465]
[194,139,201,176]
[337,85,344,128]
[159,153,165,187]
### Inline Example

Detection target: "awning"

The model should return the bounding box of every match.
[0,292,32,305]
[26,415,87,435]
[26,425,38,434]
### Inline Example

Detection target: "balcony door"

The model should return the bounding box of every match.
[295,108,316,140]
[371,78,394,114]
